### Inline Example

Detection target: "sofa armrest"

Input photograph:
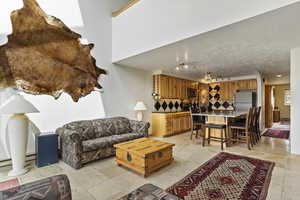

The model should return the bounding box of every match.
[0,175,72,200]
[56,128,84,169]
[129,120,150,137]
[56,127,83,143]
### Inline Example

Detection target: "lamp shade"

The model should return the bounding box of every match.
[0,94,39,115]
[134,101,147,111]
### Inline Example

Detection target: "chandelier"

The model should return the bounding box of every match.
[175,63,189,71]
[201,72,218,83]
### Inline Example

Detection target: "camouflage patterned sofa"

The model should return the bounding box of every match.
[56,117,150,169]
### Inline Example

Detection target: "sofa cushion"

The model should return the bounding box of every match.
[82,133,142,152]
[92,117,131,137]
[63,120,95,140]
[111,117,132,135]
[93,119,116,138]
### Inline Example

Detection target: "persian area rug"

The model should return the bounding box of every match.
[0,178,19,192]
[166,152,275,200]
[262,129,290,139]
[280,120,290,125]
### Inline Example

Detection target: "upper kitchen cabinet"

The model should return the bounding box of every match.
[215,79,257,101]
[237,80,257,90]
[153,74,198,99]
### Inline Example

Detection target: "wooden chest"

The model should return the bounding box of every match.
[114,138,175,177]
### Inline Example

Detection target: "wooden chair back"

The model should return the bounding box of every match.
[256,106,261,128]
[245,107,255,132]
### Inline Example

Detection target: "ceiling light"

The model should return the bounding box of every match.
[276,74,282,78]
[175,66,180,71]
[201,72,218,83]
[183,64,188,69]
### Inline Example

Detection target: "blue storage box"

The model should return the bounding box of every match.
[35,132,59,168]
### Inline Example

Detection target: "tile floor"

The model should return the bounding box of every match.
[0,132,299,200]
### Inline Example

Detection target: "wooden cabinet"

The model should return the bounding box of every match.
[152,112,191,137]
[273,110,280,123]
[236,80,257,91]
[154,75,257,101]
[153,75,198,99]
[213,79,257,101]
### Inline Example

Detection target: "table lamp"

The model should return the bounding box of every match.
[0,94,39,176]
[134,101,147,121]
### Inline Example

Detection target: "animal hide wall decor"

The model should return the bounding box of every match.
[0,0,106,102]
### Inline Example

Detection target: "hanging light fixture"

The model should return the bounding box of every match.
[175,63,189,71]
[201,72,218,83]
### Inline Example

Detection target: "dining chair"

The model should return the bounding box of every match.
[255,106,262,141]
[230,108,255,150]
[189,107,205,140]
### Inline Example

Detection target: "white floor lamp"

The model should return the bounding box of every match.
[0,94,39,176]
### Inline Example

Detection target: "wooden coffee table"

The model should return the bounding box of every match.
[114,138,175,177]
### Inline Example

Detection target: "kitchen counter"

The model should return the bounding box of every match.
[152,111,189,114]
[191,110,247,118]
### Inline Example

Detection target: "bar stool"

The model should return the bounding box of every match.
[203,123,228,150]
[189,108,205,140]
[230,108,255,150]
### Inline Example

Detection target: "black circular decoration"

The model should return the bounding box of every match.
[162,101,168,110]
[214,85,220,92]
[158,152,163,158]
[174,101,179,110]
[127,153,132,162]
[154,101,161,111]
[223,101,230,109]
[214,93,220,100]
[169,102,174,110]
[214,102,221,109]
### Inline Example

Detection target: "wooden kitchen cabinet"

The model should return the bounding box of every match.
[214,79,257,101]
[152,112,191,137]
[153,75,198,99]
[236,80,257,90]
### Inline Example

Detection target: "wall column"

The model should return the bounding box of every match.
[290,48,300,154]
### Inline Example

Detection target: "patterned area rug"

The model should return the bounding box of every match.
[0,178,19,192]
[166,152,275,200]
[262,129,290,139]
[280,119,290,125]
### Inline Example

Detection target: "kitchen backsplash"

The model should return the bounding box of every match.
[209,85,235,110]
[153,99,204,113]
[153,99,183,112]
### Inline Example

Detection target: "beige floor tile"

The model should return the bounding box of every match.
[1,131,299,199]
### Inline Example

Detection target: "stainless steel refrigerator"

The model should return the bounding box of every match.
[234,90,257,111]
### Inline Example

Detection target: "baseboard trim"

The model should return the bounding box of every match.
[0,154,36,168]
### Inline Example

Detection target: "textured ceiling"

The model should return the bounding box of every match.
[116,2,300,84]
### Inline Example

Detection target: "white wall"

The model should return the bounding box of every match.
[290,48,300,154]
[0,0,153,160]
[256,71,265,130]
[112,0,300,62]
[0,0,84,34]
[77,0,153,122]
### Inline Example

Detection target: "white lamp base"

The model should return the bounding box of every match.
[137,111,143,121]
[7,114,29,177]
[8,168,29,177]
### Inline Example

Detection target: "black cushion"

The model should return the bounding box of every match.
[230,121,246,127]
[192,115,205,124]
[204,123,226,129]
